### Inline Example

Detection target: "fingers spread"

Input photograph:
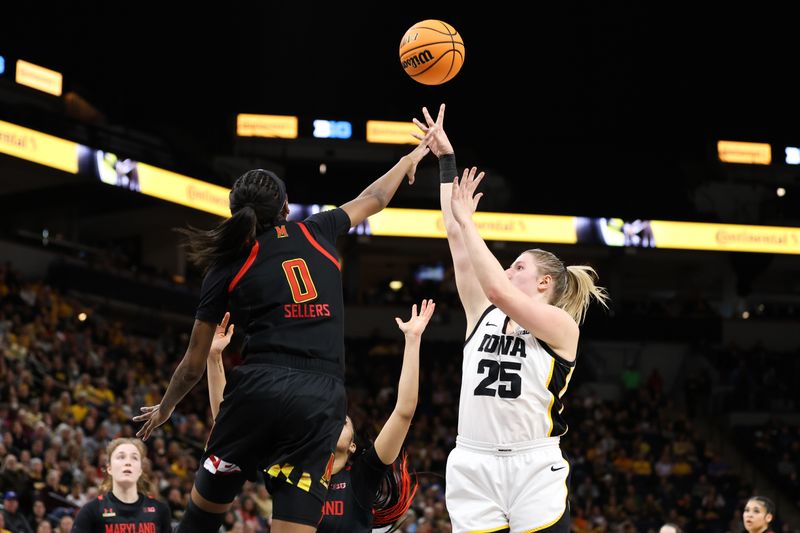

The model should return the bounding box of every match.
[422,106,435,126]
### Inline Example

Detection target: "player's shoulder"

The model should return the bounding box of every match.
[85,495,103,508]
[77,493,103,514]
[141,494,167,509]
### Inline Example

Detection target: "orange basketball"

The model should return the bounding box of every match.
[399,20,465,85]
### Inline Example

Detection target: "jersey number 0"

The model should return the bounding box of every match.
[282,258,318,303]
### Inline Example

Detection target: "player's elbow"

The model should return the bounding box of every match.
[181,359,206,383]
[394,403,417,422]
[353,191,387,219]
[368,190,390,211]
[484,284,511,307]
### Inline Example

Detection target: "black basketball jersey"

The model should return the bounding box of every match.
[318,446,389,533]
[71,491,172,533]
[195,208,350,371]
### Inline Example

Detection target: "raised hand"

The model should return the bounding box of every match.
[412,103,453,158]
[395,299,436,338]
[404,126,435,184]
[450,166,485,225]
[210,312,235,356]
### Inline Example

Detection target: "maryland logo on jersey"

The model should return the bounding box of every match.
[320,452,335,489]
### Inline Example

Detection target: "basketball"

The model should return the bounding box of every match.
[399,20,465,85]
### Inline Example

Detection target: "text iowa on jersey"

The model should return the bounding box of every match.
[477,334,527,357]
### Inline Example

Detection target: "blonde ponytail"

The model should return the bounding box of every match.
[524,249,609,324]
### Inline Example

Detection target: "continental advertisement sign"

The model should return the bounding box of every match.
[0,120,78,173]
[368,208,577,243]
[651,221,800,254]
[3,120,798,254]
[73,145,231,217]
[137,164,230,217]
[574,217,800,254]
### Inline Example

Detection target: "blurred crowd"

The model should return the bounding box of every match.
[0,262,797,532]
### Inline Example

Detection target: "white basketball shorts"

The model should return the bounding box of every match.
[445,436,570,533]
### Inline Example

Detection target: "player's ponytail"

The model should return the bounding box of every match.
[177,169,287,274]
[524,248,609,324]
[372,450,418,531]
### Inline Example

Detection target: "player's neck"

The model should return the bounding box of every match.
[332,451,348,475]
[112,483,139,504]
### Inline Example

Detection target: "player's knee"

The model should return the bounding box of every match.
[191,485,232,514]
[176,498,226,533]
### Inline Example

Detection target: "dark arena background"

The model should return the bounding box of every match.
[2,4,800,533]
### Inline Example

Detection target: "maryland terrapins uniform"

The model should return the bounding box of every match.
[317,446,389,533]
[193,208,350,526]
[72,492,172,533]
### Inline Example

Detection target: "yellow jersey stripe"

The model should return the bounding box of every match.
[467,526,510,533]
[545,358,556,437]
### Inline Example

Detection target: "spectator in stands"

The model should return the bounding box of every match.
[25,500,47,531]
[743,496,776,533]
[0,514,12,533]
[55,515,72,533]
[2,491,33,533]
[1,456,32,508]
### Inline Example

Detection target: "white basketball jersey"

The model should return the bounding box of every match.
[458,306,576,445]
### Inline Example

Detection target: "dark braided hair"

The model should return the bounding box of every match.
[348,423,418,532]
[748,495,776,518]
[372,450,418,531]
[177,169,287,274]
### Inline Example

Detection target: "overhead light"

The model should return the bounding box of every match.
[313,120,352,139]
[16,59,63,96]
[785,147,800,165]
[717,140,771,165]
[236,114,298,138]
[389,280,403,291]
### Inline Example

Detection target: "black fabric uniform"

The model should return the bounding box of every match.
[193,208,351,526]
[318,446,390,533]
[71,492,171,533]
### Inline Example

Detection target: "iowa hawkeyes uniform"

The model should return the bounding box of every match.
[193,208,350,526]
[446,306,573,533]
[72,492,171,533]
